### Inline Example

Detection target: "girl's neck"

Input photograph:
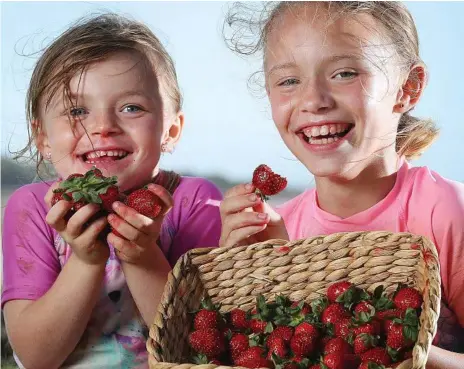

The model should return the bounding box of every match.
[314,154,403,219]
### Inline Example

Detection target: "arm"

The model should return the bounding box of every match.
[2,184,110,369]
[427,346,464,369]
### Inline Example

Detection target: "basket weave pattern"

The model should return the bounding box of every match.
[147,231,441,369]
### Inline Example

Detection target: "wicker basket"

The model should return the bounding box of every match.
[147,231,441,369]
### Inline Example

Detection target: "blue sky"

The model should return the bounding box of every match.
[2,1,463,189]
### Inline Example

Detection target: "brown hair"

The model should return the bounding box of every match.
[16,13,183,169]
[224,1,439,159]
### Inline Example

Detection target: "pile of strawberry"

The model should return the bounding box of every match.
[52,167,163,236]
[188,282,422,369]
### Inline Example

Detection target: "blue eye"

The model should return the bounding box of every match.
[278,78,300,87]
[122,105,142,113]
[333,71,358,79]
[70,107,87,116]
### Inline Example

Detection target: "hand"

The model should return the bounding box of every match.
[107,184,173,264]
[45,182,110,265]
[219,183,289,248]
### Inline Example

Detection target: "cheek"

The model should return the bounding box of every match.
[269,92,295,129]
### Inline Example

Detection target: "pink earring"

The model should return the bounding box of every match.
[161,142,169,153]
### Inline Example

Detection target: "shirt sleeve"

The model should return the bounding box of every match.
[163,177,223,266]
[2,184,61,308]
[429,178,464,327]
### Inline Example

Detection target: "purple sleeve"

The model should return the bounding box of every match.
[160,177,223,266]
[2,183,61,308]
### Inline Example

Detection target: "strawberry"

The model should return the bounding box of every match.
[188,328,225,357]
[354,301,374,315]
[250,296,273,334]
[291,301,311,315]
[51,188,67,206]
[324,337,352,355]
[323,352,359,369]
[387,323,414,350]
[235,347,272,368]
[375,309,404,334]
[283,363,298,369]
[252,164,287,200]
[393,287,423,311]
[230,308,249,330]
[352,322,380,337]
[360,348,391,366]
[125,187,163,219]
[66,173,84,180]
[294,322,318,338]
[321,304,348,325]
[250,319,267,334]
[290,334,316,357]
[98,185,120,212]
[354,334,377,355]
[194,298,222,330]
[327,281,352,303]
[229,333,249,360]
[308,365,322,369]
[334,317,351,339]
[266,336,288,359]
[269,326,294,343]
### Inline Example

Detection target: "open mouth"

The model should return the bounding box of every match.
[82,150,130,164]
[300,123,354,145]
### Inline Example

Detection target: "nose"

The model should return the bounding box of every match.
[299,78,335,114]
[88,110,122,137]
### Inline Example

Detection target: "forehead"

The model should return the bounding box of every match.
[264,4,392,67]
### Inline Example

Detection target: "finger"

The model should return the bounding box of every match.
[220,193,262,217]
[224,183,256,199]
[66,204,104,238]
[110,202,155,234]
[107,213,150,244]
[252,201,283,223]
[76,216,109,247]
[45,200,74,232]
[44,182,63,208]
[222,224,268,248]
[108,232,141,261]
[146,184,173,216]
[223,211,270,233]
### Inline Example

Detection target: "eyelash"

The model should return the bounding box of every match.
[278,78,300,87]
[68,104,144,117]
[333,70,358,79]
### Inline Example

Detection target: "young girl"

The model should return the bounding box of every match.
[219,2,464,368]
[2,13,223,369]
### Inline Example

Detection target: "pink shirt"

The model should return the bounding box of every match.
[276,160,464,352]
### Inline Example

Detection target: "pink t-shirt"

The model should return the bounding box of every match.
[276,160,464,352]
[2,176,223,368]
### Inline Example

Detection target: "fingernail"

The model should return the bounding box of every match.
[257,213,268,219]
[245,183,253,190]
[249,194,257,202]
[113,201,121,210]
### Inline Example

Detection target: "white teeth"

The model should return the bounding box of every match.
[320,125,329,135]
[85,150,128,160]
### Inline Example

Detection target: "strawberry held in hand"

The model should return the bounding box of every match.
[252,164,287,201]
[125,187,163,219]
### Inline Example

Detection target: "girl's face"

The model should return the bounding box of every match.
[37,51,183,191]
[265,5,408,180]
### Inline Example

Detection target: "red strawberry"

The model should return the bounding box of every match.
[354,301,374,315]
[353,322,380,336]
[250,318,267,334]
[92,168,104,178]
[323,352,359,369]
[294,322,318,338]
[360,348,391,366]
[403,350,413,359]
[194,298,221,330]
[327,281,352,303]
[72,199,87,211]
[291,301,311,315]
[229,333,249,360]
[322,304,348,325]
[125,188,163,219]
[235,347,272,368]
[334,317,351,338]
[358,361,387,369]
[290,334,316,357]
[269,326,294,343]
[283,363,298,369]
[99,185,120,212]
[188,328,225,357]
[266,336,288,359]
[230,308,249,330]
[309,365,321,369]
[393,287,423,311]
[386,323,415,350]
[66,173,84,180]
[252,164,287,199]
[324,337,352,355]
[354,334,377,355]
[375,309,404,334]
[51,189,67,206]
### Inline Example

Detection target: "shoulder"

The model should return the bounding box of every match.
[4,182,52,214]
[173,176,223,203]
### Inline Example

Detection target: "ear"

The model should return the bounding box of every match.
[33,119,51,159]
[394,64,427,113]
[163,111,184,149]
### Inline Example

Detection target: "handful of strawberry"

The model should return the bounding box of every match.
[188,282,423,369]
[52,167,164,235]
[252,165,287,201]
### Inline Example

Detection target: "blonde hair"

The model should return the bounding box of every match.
[225,1,439,159]
[16,13,183,169]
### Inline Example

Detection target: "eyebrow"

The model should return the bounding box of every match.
[67,90,149,102]
[266,53,362,75]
